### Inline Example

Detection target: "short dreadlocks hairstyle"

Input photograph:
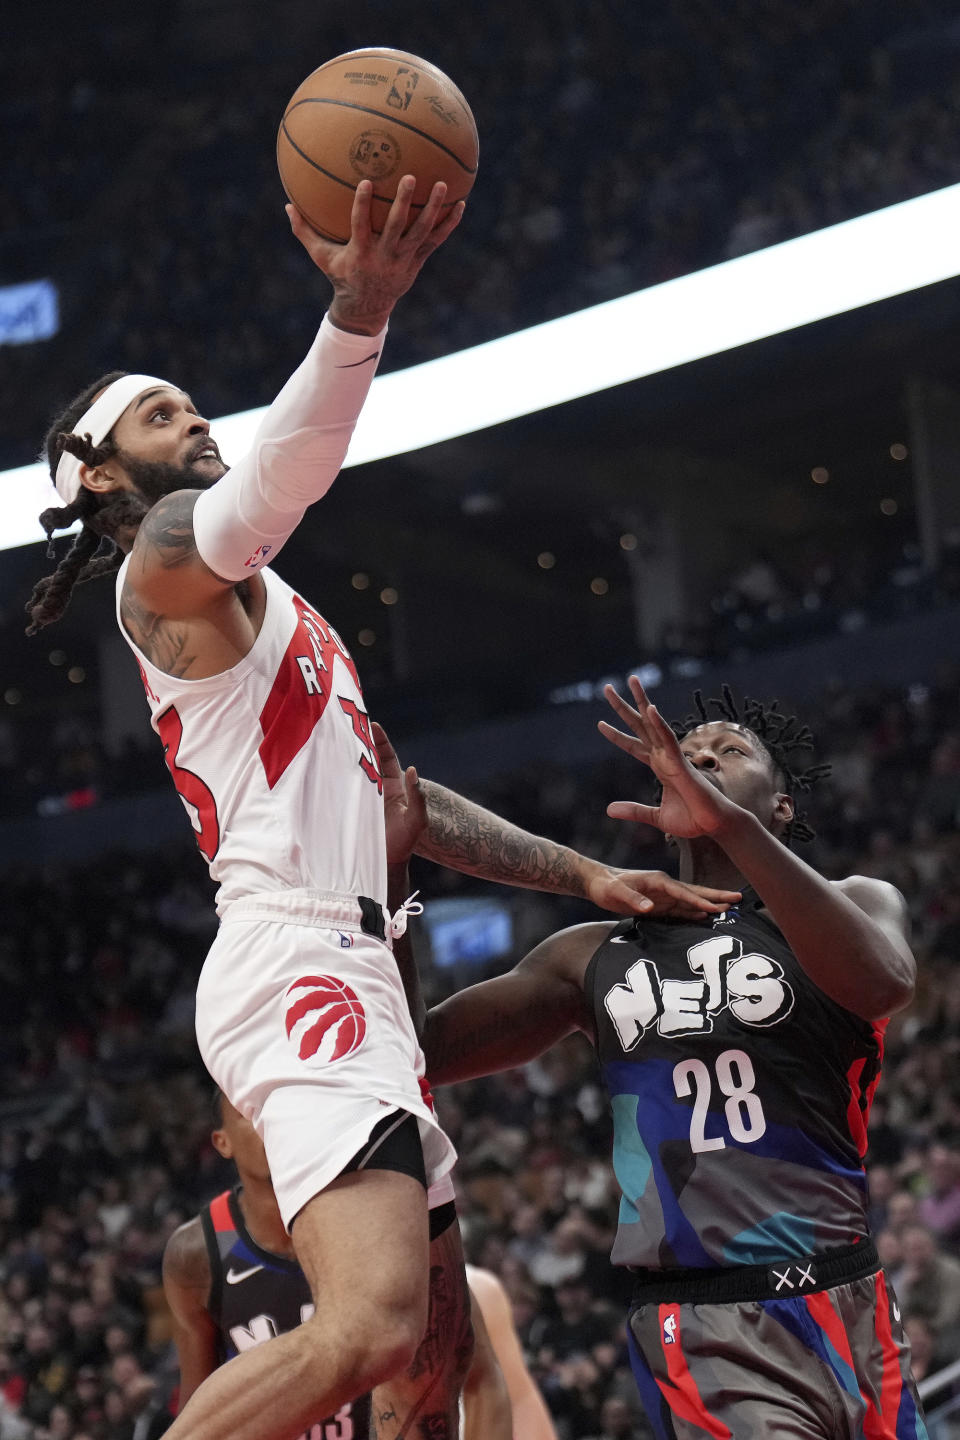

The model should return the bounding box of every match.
[671,685,831,843]
[25,372,150,634]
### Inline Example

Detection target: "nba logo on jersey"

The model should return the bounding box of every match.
[338,932,354,948]
[663,1312,678,1345]
[284,975,367,1065]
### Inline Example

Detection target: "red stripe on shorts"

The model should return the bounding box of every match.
[862,1271,904,1439]
[209,1191,234,1234]
[656,1304,732,1439]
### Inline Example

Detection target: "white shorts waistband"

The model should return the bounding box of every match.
[219,888,389,935]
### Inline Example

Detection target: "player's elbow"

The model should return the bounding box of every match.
[867,954,916,1018]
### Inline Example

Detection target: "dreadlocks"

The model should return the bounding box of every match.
[25,373,150,634]
[672,685,831,843]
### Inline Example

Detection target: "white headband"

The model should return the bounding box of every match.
[54,373,176,504]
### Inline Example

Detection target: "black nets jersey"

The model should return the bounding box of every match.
[583,890,886,1269]
[200,1187,371,1439]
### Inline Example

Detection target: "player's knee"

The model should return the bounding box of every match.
[299,1282,427,1395]
[353,1295,429,1392]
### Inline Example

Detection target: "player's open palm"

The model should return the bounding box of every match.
[287,176,464,324]
[599,677,735,839]
[372,721,428,864]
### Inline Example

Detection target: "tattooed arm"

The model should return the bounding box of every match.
[422,923,606,1084]
[416,780,739,919]
[120,489,266,678]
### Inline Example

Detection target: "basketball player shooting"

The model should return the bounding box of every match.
[27,179,736,1440]
[419,678,927,1439]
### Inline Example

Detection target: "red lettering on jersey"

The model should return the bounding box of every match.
[137,661,159,705]
[338,697,383,793]
[258,596,366,790]
[157,705,221,862]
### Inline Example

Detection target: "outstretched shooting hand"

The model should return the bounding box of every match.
[287,176,464,333]
[599,677,739,839]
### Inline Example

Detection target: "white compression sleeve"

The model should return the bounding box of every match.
[192,314,386,582]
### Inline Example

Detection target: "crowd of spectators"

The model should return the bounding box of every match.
[0,660,959,1437]
[5,0,960,467]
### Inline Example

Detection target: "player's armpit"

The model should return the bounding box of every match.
[422,924,606,1084]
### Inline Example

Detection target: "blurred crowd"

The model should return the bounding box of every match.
[5,0,960,467]
[1,661,959,1438]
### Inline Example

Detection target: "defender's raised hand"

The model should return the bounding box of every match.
[287,176,464,334]
[599,677,740,840]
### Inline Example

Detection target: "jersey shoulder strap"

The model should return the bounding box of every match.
[199,1189,235,1328]
[583,917,639,1017]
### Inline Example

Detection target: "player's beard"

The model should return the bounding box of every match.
[115,449,226,507]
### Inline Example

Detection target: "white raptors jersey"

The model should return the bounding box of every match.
[116,561,386,914]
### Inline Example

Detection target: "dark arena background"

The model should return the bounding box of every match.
[2,1,960,1436]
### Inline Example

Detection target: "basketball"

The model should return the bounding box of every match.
[277,48,479,243]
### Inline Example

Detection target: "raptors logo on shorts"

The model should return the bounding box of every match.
[284,975,367,1065]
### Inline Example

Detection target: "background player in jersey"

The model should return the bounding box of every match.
[416,678,928,1439]
[26,177,735,1440]
[163,1092,513,1440]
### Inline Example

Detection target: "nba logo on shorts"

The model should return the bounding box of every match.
[284,975,367,1065]
[663,1312,678,1345]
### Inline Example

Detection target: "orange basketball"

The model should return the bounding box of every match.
[277,48,479,243]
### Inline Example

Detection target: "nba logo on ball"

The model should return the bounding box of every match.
[284,975,367,1065]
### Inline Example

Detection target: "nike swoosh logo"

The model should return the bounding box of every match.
[226,1265,264,1284]
[337,351,380,368]
[611,935,631,943]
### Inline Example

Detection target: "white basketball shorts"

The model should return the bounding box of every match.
[195,890,457,1230]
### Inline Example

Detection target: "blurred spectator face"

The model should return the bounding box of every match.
[600,1396,634,1436]
[123,1373,156,1416]
[887,1191,919,1232]
[927,1145,960,1195]
[110,1354,141,1389]
[556,1279,591,1318]
[901,1226,937,1270]
[511,1204,543,1238]
[876,1228,902,1268]
[47,1402,74,1439]
[868,1166,895,1203]
[592,1340,618,1373]
[551,1219,584,1256]
[68,1301,97,1333]
[25,1322,53,1358]
[73,1368,100,1404]
[104,1325,134,1357]
[104,1389,127,1424]
[6,1272,31,1304]
[89,1275,116,1310]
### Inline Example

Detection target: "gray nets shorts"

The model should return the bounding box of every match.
[626,1244,928,1439]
